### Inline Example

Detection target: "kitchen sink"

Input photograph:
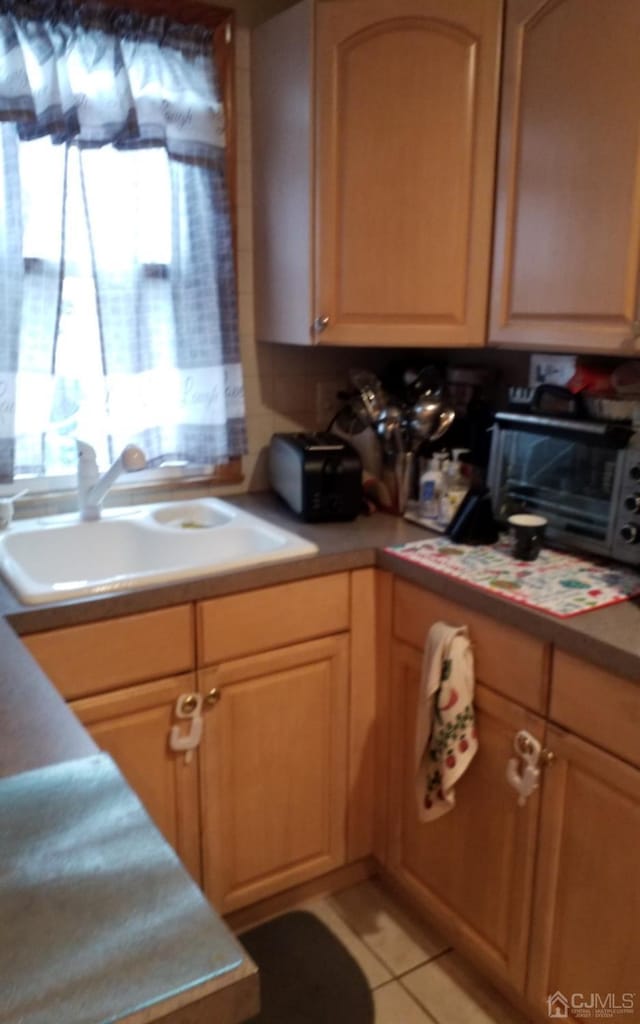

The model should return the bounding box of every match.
[0,499,318,605]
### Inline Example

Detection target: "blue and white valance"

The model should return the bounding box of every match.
[0,0,225,160]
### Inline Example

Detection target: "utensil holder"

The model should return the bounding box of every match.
[394,452,414,515]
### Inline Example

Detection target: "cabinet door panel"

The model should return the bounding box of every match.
[490,0,640,351]
[528,725,640,1018]
[315,0,502,347]
[388,642,544,990]
[72,673,201,883]
[200,636,349,912]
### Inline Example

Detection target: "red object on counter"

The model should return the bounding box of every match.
[566,364,613,394]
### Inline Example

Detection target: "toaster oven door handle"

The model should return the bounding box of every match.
[495,412,632,447]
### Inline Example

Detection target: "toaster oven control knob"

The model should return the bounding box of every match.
[630,465,640,481]
[624,494,640,512]
[620,523,640,544]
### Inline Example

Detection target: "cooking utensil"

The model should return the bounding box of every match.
[349,369,386,425]
[395,451,413,516]
[402,365,443,403]
[430,407,455,442]
[409,395,455,450]
[376,404,404,454]
[409,394,444,450]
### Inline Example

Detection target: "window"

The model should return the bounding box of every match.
[0,1,246,494]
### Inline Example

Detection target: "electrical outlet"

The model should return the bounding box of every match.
[315,381,339,430]
[529,354,576,389]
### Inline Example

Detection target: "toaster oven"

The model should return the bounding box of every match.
[488,411,640,565]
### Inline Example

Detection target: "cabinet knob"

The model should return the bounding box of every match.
[181,694,199,714]
[312,315,330,333]
[204,687,221,707]
[539,748,556,767]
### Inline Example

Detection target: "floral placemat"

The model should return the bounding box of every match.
[384,537,640,618]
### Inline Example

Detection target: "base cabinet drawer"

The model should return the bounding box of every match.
[23,605,195,699]
[393,579,550,712]
[551,650,640,768]
[197,573,350,666]
[199,635,349,913]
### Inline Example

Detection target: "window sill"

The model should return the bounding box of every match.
[10,458,244,521]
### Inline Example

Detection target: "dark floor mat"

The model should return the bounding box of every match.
[240,909,375,1024]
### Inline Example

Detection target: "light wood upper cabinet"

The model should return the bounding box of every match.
[198,635,349,913]
[527,725,640,1019]
[387,641,545,991]
[71,673,202,883]
[252,0,503,348]
[490,0,640,353]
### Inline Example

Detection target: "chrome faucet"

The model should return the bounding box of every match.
[76,440,147,521]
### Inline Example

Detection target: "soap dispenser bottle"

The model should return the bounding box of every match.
[438,449,470,528]
[418,456,443,521]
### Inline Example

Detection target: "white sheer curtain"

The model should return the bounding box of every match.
[0,2,246,483]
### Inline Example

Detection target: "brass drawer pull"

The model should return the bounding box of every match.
[204,687,221,707]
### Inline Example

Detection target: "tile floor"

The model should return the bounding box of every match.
[300,879,531,1024]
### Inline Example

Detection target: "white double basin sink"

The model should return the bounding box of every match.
[0,499,318,605]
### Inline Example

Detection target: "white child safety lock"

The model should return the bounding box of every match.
[506,729,542,806]
[169,693,203,764]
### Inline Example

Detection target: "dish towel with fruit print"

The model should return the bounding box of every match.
[416,622,478,822]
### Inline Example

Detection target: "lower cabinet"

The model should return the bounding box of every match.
[25,575,355,914]
[387,641,544,991]
[26,569,640,1021]
[386,628,640,1021]
[198,634,350,913]
[71,672,202,882]
[527,725,640,1020]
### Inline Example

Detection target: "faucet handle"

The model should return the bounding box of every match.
[121,444,146,472]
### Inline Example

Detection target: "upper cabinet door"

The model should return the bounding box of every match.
[315,0,503,347]
[490,0,640,353]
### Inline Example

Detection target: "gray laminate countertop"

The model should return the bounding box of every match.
[0,754,257,1024]
[3,491,640,679]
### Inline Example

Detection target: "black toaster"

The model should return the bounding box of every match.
[269,433,362,522]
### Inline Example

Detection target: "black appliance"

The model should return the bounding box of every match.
[488,410,640,564]
[269,433,362,522]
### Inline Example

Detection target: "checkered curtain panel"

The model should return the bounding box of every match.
[0,1,246,481]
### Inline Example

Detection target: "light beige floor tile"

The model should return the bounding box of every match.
[402,952,531,1024]
[374,982,438,1023]
[328,880,451,977]
[302,896,392,989]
